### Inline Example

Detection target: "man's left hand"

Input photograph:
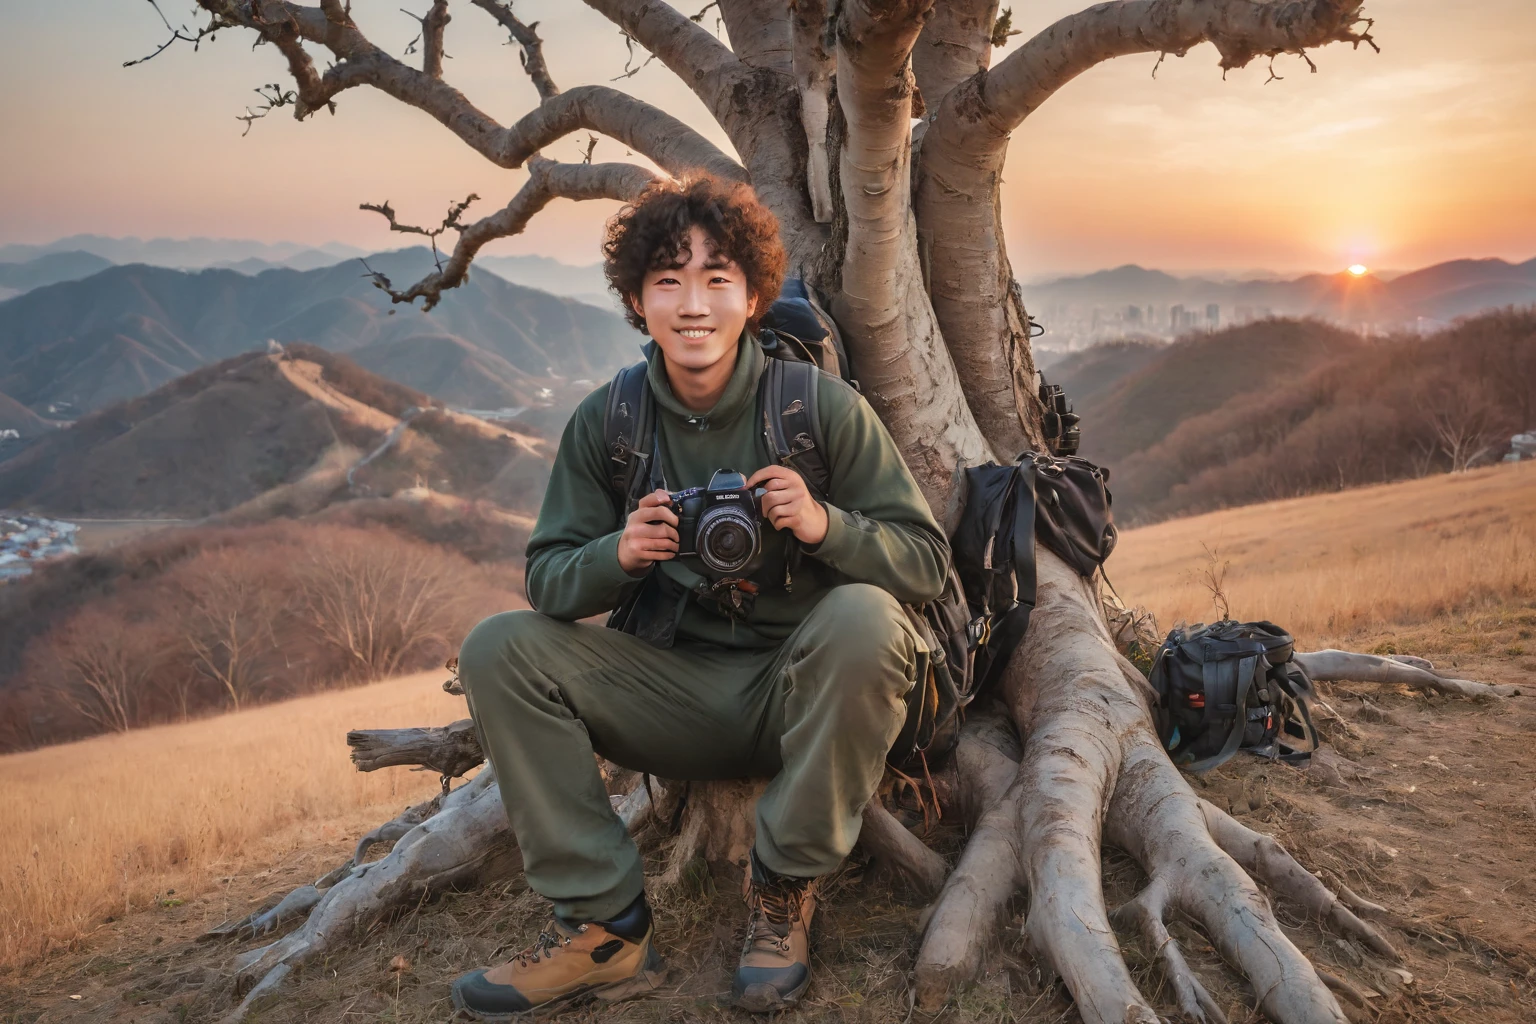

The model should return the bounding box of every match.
[747,465,828,546]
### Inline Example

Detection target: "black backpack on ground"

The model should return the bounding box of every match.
[599,281,973,771]
[951,450,1117,696]
[1148,620,1320,772]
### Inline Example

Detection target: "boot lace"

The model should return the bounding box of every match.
[512,921,583,965]
[744,880,807,955]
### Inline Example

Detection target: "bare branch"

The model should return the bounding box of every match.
[469,0,559,99]
[363,156,657,310]
[193,2,738,182]
[124,0,231,67]
[978,0,1377,133]
[502,84,745,179]
[581,0,745,125]
[360,192,479,269]
[420,0,450,79]
[235,82,300,135]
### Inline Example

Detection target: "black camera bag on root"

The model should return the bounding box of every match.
[1149,620,1320,772]
[952,451,1118,697]
[599,311,974,773]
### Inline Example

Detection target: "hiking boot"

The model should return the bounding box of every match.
[732,852,818,1012]
[450,893,663,1019]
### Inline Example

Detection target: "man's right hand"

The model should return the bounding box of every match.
[617,489,679,576]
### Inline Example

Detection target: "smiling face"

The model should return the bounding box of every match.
[630,225,758,375]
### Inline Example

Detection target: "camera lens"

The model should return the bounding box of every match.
[697,507,759,574]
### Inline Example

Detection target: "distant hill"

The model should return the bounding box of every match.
[1072,318,1363,467]
[0,235,365,269]
[1026,255,1536,349]
[0,247,636,416]
[0,390,53,438]
[1079,309,1536,523]
[0,251,115,301]
[0,344,551,520]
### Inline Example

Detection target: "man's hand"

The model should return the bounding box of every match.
[617,490,679,576]
[747,465,828,546]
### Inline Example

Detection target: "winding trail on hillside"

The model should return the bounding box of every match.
[345,407,424,494]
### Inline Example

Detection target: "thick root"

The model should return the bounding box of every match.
[1109,879,1229,1024]
[1295,649,1526,697]
[861,799,949,897]
[1109,737,1349,1024]
[218,772,654,1023]
[1200,799,1400,961]
[921,550,1380,1024]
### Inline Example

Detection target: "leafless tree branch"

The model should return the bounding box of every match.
[581,0,746,126]
[362,156,657,311]
[469,0,559,99]
[978,0,1377,134]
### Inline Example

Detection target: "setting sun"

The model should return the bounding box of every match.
[1348,264,1369,276]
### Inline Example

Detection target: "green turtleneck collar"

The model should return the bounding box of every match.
[645,331,764,430]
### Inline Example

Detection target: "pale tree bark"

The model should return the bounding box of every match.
[157,2,1498,1023]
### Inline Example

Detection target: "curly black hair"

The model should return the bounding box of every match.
[602,175,787,335]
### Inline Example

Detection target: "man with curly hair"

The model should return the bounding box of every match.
[452,176,949,1017]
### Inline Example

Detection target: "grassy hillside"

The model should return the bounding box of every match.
[1111,459,1536,648]
[0,669,464,965]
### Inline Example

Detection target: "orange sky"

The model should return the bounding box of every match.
[1,1,1531,274]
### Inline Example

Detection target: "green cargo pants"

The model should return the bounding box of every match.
[457,583,921,922]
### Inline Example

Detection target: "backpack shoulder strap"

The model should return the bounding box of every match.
[602,360,655,513]
[760,357,831,500]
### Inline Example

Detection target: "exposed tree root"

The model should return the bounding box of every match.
[214,771,652,1023]
[915,550,1384,1023]
[1295,649,1527,698]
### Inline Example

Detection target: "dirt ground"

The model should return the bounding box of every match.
[3,618,1533,1024]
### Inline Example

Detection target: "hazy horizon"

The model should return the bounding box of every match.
[2,1,1533,275]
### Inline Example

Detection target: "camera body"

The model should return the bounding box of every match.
[670,469,769,577]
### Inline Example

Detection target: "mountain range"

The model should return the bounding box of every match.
[1026,256,1536,332]
[0,247,637,426]
[0,236,610,306]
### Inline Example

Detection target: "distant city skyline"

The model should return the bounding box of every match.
[2,1,1533,275]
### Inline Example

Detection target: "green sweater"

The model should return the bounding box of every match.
[524,334,950,648]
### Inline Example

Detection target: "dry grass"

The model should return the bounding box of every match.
[0,670,466,967]
[1109,460,1536,647]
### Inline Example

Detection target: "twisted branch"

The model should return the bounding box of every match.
[362,156,657,310]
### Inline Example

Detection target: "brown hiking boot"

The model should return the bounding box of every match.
[732,853,818,1012]
[451,894,663,1019]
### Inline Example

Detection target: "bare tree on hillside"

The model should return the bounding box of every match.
[1425,380,1500,473]
[144,3,1532,1022]
[177,551,286,712]
[297,530,461,680]
[44,607,166,734]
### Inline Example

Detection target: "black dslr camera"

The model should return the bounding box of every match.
[670,469,768,577]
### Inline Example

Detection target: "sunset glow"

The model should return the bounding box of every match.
[1348,264,1369,276]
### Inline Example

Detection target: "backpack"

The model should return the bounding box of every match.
[952,451,1117,697]
[1148,620,1320,772]
[599,281,973,770]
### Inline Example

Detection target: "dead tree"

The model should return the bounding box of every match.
[146,2,1530,1021]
